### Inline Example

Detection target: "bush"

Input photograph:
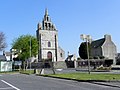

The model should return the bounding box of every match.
[97,65,111,71]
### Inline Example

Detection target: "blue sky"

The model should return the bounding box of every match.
[0,0,120,56]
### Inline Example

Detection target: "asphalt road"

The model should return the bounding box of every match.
[0,74,120,90]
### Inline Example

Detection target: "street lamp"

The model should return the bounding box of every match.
[80,34,92,74]
[29,36,32,74]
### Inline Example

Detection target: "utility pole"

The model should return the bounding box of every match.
[55,35,57,62]
[86,39,90,74]
[30,36,32,74]
[80,34,92,74]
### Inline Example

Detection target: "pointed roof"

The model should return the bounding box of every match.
[43,8,51,22]
[91,38,105,48]
[45,8,48,16]
[91,34,113,49]
[37,9,57,31]
[37,23,42,30]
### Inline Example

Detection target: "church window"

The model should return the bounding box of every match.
[48,41,51,47]
[48,23,51,30]
[47,51,52,60]
[47,17,49,21]
[60,53,63,57]
[45,23,47,29]
[49,23,51,27]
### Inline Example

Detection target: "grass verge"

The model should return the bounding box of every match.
[20,70,35,75]
[42,73,120,81]
[0,70,19,74]
[0,70,35,75]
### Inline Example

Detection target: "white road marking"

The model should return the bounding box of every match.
[1,80,20,90]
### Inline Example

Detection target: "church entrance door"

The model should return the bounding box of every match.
[47,51,52,60]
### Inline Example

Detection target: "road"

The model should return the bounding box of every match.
[0,74,120,90]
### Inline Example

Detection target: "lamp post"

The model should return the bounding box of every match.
[18,49,22,72]
[80,34,92,74]
[30,36,32,74]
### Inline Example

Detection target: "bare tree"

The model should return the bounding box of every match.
[0,32,7,51]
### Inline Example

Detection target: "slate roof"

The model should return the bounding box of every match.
[0,55,7,61]
[91,38,105,48]
[4,52,11,56]
[65,55,73,61]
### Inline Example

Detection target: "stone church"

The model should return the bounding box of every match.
[36,9,65,62]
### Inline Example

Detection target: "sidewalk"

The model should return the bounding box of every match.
[92,82,120,88]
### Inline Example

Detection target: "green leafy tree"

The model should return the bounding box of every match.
[78,42,91,59]
[12,35,38,61]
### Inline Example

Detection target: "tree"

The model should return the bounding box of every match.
[78,42,91,59]
[0,32,7,51]
[116,53,120,65]
[12,35,38,61]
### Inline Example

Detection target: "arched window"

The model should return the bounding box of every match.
[47,16,49,21]
[60,53,63,57]
[48,41,51,47]
[47,51,52,60]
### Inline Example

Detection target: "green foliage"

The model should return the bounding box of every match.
[47,73,120,81]
[79,42,91,59]
[116,54,120,65]
[97,66,111,71]
[20,70,35,75]
[99,56,105,59]
[12,35,38,61]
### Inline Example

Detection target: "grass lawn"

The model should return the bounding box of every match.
[44,73,120,81]
[0,71,19,74]
[20,70,35,75]
[0,70,35,75]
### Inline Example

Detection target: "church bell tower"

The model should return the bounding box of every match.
[36,9,59,62]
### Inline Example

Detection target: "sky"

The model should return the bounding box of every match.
[0,0,120,57]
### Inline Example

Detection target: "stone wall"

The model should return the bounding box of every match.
[54,61,67,69]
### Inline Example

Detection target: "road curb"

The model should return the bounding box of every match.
[91,82,120,88]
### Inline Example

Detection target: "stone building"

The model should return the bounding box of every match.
[91,34,117,65]
[0,55,6,61]
[36,9,65,62]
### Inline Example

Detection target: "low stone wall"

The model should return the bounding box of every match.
[31,59,113,69]
[76,59,113,68]
[54,61,67,69]
[31,61,67,69]
[111,65,120,70]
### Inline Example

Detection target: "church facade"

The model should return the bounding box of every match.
[36,9,65,62]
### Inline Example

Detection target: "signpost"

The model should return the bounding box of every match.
[80,34,92,74]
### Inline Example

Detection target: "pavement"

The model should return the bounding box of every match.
[91,82,120,88]
[37,67,120,74]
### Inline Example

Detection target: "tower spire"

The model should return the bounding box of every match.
[45,8,48,16]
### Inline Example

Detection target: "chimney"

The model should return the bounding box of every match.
[104,34,111,41]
